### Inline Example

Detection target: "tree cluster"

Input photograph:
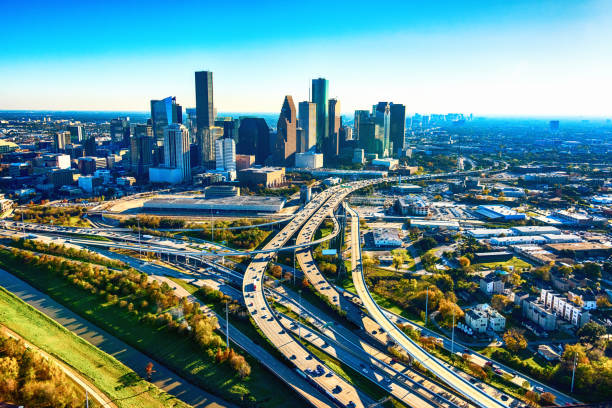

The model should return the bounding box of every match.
[0,333,82,407]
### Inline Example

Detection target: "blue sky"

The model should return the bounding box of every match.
[1,0,611,116]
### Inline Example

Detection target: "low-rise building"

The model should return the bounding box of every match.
[490,235,546,246]
[510,226,560,236]
[295,152,324,169]
[480,275,505,295]
[397,195,430,216]
[522,298,557,331]
[467,228,514,238]
[537,345,561,362]
[372,228,402,247]
[238,166,285,188]
[475,205,526,221]
[465,309,488,333]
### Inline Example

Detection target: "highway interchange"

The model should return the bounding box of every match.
[0,164,579,408]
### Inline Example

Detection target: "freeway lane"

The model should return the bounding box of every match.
[243,182,379,408]
[346,204,509,408]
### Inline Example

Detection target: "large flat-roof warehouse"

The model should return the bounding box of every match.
[143,195,286,213]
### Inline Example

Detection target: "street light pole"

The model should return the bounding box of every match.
[571,352,577,393]
[451,307,455,354]
[298,290,302,340]
[225,300,230,350]
[425,286,429,325]
[293,248,296,286]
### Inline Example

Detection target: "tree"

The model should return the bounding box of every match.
[503,328,527,353]
[392,256,403,271]
[458,256,471,268]
[145,362,155,380]
[577,322,606,346]
[491,294,508,312]
[524,390,540,406]
[581,262,602,280]
[596,295,611,308]
[437,299,464,327]
[540,392,556,406]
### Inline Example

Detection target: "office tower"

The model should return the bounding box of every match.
[327,98,341,158]
[296,128,307,153]
[215,138,236,172]
[389,103,406,156]
[215,117,238,142]
[195,71,214,164]
[374,102,391,157]
[237,117,270,164]
[199,126,223,165]
[130,124,153,180]
[355,110,377,156]
[150,97,181,142]
[195,71,214,129]
[54,131,71,152]
[311,78,328,151]
[273,96,297,166]
[110,117,130,146]
[298,101,317,152]
[163,124,191,182]
[185,108,197,139]
[83,136,97,156]
[67,125,83,143]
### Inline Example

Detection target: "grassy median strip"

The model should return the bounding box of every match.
[0,286,189,408]
[0,252,306,408]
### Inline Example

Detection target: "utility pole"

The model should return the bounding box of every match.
[137,218,142,257]
[571,352,577,393]
[424,286,429,325]
[451,307,455,354]
[298,290,302,340]
[225,300,230,350]
[85,390,89,408]
[293,248,296,286]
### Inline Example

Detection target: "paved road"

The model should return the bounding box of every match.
[346,204,510,408]
[0,269,234,408]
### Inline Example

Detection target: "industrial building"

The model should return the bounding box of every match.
[372,228,402,247]
[143,195,285,214]
[475,205,526,221]
[238,167,285,188]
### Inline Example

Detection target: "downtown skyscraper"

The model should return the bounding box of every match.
[273,95,297,166]
[195,71,216,165]
[389,103,406,156]
[298,101,317,152]
[150,97,182,143]
[311,78,328,151]
[328,98,341,158]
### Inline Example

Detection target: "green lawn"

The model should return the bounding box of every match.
[474,257,532,271]
[0,257,305,408]
[0,286,189,408]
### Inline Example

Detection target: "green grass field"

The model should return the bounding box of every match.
[474,257,532,271]
[0,286,189,408]
[0,257,306,408]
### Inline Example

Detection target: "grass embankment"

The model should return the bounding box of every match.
[474,257,532,271]
[0,286,188,408]
[0,254,306,408]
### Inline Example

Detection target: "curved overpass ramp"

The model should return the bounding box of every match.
[346,204,508,408]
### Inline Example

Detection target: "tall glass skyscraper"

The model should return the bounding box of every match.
[150,96,181,143]
[311,78,328,151]
[298,101,317,152]
[195,71,215,165]
[389,103,406,156]
[274,95,297,165]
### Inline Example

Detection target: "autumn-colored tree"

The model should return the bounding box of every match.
[437,299,464,327]
[540,392,555,406]
[458,256,470,268]
[491,294,508,312]
[503,328,527,353]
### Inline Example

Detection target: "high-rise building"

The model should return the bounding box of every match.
[237,118,270,164]
[215,138,236,172]
[195,71,214,129]
[215,117,238,142]
[273,96,297,166]
[163,123,191,183]
[389,103,406,156]
[130,124,153,181]
[311,78,328,151]
[67,125,83,143]
[298,101,317,152]
[110,118,130,146]
[549,120,560,133]
[421,115,429,128]
[327,98,341,158]
[195,71,215,164]
[199,126,223,165]
[54,131,71,152]
[374,102,391,157]
[83,136,96,156]
[355,110,377,156]
[150,97,181,142]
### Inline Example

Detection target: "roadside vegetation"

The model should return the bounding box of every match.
[13,205,89,227]
[0,244,300,407]
[0,286,189,408]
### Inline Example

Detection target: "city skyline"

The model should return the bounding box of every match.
[1,1,611,116]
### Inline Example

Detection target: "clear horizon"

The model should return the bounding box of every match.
[1,0,611,116]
